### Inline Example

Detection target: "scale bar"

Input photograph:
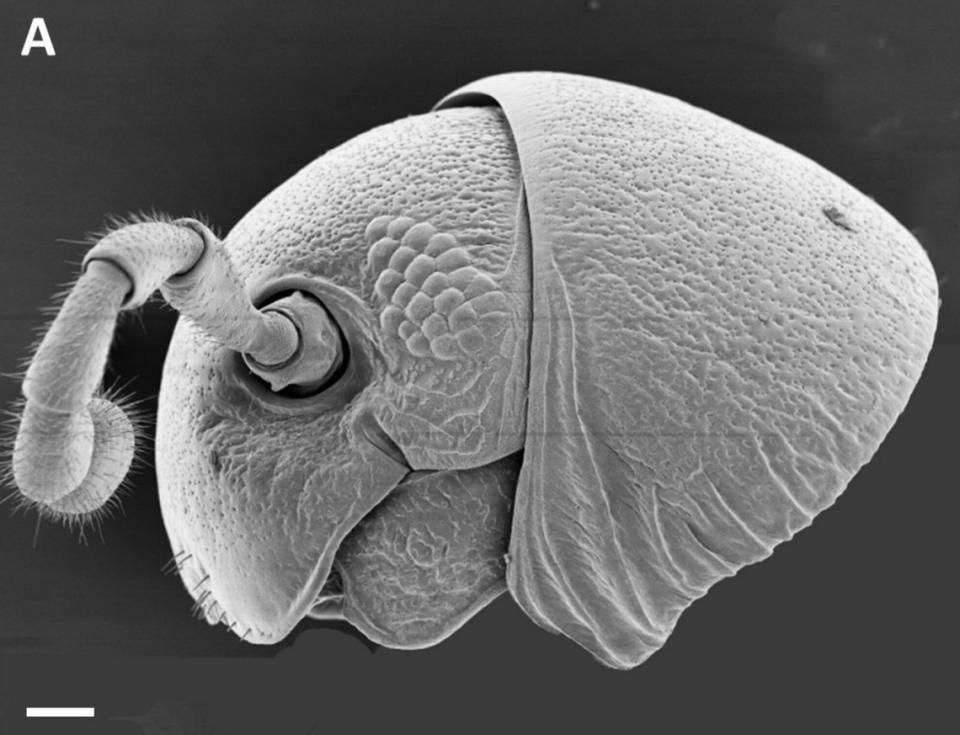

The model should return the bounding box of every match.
[26,707,95,717]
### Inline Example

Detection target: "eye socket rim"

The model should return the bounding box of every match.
[231,275,379,415]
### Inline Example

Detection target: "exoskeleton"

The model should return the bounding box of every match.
[8,73,938,669]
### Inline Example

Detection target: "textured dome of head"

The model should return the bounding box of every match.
[222,105,523,302]
[155,103,529,643]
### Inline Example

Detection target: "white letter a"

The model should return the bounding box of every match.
[22,18,56,56]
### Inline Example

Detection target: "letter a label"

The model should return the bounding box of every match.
[22,18,56,56]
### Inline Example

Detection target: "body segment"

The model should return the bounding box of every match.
[438,73,938,667]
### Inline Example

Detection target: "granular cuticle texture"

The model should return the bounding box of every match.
[367,216,510,361]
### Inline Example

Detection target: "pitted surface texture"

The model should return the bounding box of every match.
[437,72,939,669]
[223,106,523,301]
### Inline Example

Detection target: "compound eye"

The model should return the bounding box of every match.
[243,291,346,397]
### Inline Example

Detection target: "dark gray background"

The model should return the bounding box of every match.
[0,1,956,733]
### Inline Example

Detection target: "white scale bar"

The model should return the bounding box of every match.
[27,707,95,717]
